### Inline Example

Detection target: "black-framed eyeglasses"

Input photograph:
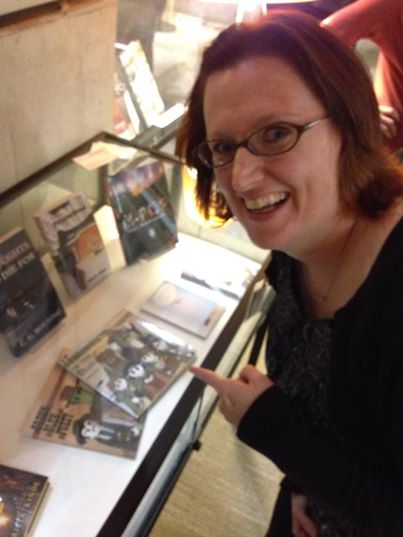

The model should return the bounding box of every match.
[194,116,330,169]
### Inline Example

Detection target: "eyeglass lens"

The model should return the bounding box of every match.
[199,123,300,168]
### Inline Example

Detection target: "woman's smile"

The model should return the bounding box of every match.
[243,192,289,212]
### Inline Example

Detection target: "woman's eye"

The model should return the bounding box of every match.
[210,141,234,155]
[262,125,293,143]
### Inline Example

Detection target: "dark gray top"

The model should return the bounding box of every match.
[266,254,364,537]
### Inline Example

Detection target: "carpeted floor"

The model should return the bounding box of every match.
[149,350,283,537]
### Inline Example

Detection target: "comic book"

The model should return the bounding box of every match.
[57,311,196,418]
[23,359,145,459]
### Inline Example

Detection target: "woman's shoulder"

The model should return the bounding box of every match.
[377,205,403,261]
[354,212,403,302]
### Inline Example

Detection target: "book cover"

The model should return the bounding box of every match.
[23,359,145,459]
[0,463,49,537]
[112,70,140,140]
[0,227,65,357]
[57,311,196,418]
[106,160,178,265]
[141,281,225,339]
[34,192,110,298]
[117,40,165,129]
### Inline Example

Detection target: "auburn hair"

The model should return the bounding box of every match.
[176,10,402,221]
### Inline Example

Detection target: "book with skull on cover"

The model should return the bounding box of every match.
[22,356,145,459]
[57,311,196,419]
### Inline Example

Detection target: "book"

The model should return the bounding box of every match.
[0,463,49,537]
[106,160,178,265]
[23,358,145,459]
[140,281,225,339]
[180,265,254,300]
[112,70,140,140]
[116,40,165,129]
[0,227,65,357]
[34,192,110,298]
[57,311,196,418]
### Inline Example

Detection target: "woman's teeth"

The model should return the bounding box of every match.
[245,193,288,210]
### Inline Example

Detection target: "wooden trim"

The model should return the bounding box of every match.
[0,0,107,32]
[0,3,62,30]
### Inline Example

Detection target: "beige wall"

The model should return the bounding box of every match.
[0,0,117,192]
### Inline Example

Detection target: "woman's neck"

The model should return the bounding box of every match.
[297,205,402,319]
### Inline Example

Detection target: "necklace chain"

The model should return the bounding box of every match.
[305,221,357,304]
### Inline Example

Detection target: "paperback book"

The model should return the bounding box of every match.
[0,227,65,357]
[112,70,140,140]
[141,281,225,339]
[106,159,178,265]
[34,192,110,298]
[23,359,145,459]
[0,463,49,537]
[57,311,196,419]
[180,264,254,300]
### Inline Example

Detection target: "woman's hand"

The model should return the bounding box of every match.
[190,364,273,427]
[291,493,319,537]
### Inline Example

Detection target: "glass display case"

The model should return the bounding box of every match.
[0,131,273,537]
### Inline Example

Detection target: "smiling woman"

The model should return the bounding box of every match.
[176,9,403,537]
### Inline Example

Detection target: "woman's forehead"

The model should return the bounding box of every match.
[203,56,323,133]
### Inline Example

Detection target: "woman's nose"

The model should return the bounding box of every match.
[230,147,266,193]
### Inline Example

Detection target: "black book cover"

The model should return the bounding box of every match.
[0,227,65,357]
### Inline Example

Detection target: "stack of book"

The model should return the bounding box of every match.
[22,279,226,459]
[23,308,197,459]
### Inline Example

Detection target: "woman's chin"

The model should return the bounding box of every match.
[245,228,288,251]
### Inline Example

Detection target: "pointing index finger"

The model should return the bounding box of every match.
[190,366,226,393]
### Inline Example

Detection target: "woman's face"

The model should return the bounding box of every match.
[203,55,345,257]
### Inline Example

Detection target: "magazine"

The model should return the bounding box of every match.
[57,311,196,418]
[23,359,145,459]
[140,281,225,339]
